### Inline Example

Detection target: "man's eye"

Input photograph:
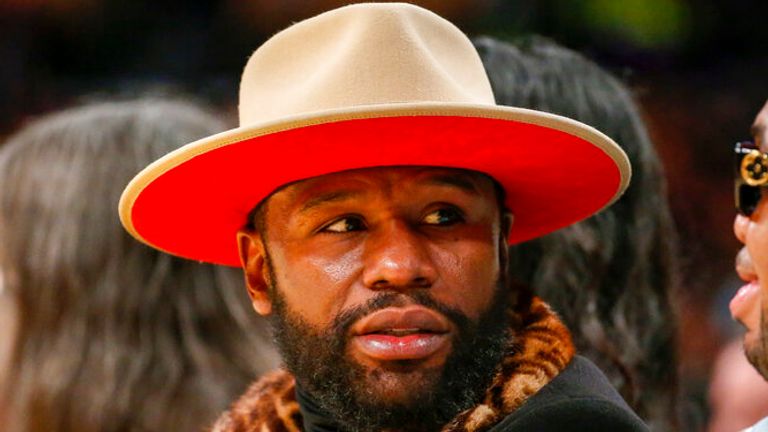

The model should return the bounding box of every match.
[423,208,464,226]
[322,216,366,233]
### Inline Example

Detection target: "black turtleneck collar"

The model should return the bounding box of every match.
[295,384,345,432]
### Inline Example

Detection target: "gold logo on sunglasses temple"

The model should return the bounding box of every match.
[741,149,768,186]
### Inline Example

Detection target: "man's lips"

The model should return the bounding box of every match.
[350,306,451,361]
[731,281,760,320]
[353,306,450,335]
[736,247,757,282]
[732,247,761,325]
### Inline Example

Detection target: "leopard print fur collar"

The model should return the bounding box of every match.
[210,296,575,432]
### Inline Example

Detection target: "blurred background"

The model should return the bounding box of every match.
[1,0,765,430]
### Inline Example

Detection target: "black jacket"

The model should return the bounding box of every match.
[488,356,648,431]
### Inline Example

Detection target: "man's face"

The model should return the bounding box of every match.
[732,100,768,378]
[238,166,512,430]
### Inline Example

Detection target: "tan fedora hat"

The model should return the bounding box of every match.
[119,2,631,266]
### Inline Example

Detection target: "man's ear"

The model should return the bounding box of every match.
[237,229,273,316]
[501,212,513,240]
[498,212,514,271]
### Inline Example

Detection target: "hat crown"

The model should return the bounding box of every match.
[239,2,495,126]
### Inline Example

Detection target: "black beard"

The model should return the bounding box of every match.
[267,280,512,432]
[746,310,768,379]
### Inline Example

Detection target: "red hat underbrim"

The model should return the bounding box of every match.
[121,108,626,266]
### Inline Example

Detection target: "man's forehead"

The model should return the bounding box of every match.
[274,166,496,206]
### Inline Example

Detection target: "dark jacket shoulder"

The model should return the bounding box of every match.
[489,356,649,432]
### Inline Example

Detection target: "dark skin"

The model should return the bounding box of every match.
[237,166,511,407]
[733,100,768,377]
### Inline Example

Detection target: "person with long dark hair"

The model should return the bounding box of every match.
[0,98,279,431]
[473,36,682,431]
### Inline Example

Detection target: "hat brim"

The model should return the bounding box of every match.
[119,102,630,266]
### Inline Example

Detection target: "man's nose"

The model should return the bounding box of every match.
[361,221,438,291]
[734,214,750,244]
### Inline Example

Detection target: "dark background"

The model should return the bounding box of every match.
[2,0,766,429]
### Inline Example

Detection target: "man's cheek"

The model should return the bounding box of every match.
[749,220,768,277]
[460,249,501,313]
[761,296,768,335]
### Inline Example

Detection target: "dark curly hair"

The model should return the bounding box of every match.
[473,35,681,431]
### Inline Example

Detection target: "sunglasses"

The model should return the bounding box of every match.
[735,141,768,216]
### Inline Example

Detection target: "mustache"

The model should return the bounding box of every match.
[330,291,471,338]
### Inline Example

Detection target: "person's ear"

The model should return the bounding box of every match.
[501,212,513,240]
[498,212,513,271]
[237,229,273,316]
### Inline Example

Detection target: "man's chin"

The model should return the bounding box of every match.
[744,333,768,379]
[359,363,445,407]
[743,327,760,348]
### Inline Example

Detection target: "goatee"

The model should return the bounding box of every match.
[268,280,512,432]
[747,311,768,379]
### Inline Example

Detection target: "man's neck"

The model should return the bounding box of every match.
[295,385,439,432]
[295,384,345,432]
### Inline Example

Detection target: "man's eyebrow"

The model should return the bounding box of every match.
[299,190,360,213]
[424,174,481,195]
